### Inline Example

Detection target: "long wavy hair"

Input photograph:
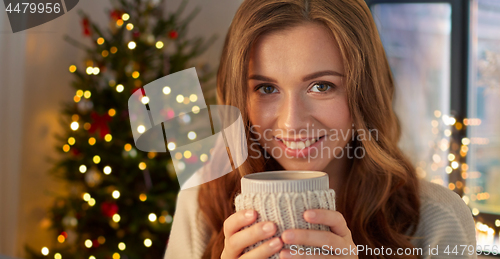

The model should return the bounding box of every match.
[198,0,421,258]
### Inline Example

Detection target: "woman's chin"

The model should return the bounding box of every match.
[277,159,328,172]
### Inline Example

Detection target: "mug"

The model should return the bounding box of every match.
[234,170,336,258]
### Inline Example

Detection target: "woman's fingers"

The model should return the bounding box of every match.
[227,221,278,256]
[223,209,256,238]
[239,237,283,259]
[303,209,351,239]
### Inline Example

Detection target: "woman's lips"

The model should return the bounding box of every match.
[275,135,326,158]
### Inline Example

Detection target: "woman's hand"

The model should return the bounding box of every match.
[221,209,283,259]
[279,209,358,259]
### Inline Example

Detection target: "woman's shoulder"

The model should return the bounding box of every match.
[417,178,473,225]
[410,178,477,257]
[164,185,210,259]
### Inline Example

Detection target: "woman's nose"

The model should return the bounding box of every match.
[277,94,310,131]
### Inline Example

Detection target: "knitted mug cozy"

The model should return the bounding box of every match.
[234,171,336,259]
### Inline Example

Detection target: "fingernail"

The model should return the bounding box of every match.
[263,222,274,232]
[305,210,316,219]
[282,231,294,241]
[269,237,281,247]
[245,210,254,218]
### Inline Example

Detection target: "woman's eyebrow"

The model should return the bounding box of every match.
[248,70,344,83]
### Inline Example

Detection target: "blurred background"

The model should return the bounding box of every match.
[0,0,498,258]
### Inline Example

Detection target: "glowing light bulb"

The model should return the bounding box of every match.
[128,41,136,49]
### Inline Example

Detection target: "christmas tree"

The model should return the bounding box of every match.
[25,0,217,258]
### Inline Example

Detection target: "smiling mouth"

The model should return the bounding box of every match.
[275,135,326,150]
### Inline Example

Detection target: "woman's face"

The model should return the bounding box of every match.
[247,22,353,172]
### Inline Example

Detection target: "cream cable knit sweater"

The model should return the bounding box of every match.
[163,178,477,259]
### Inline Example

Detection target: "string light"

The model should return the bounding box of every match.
[93,155,101,164]
[148,213,157,222]
[113,253,120,259]
[105,134,112,142]
[84,90,91,98]
[89,137,96,145]
[132,71,140,78]
[138,162,147,170]
[113,214,121,222]
[176,95,184,103]
[98,236,106,244]
[116,84,124,93]
[192,105,200,114]
[118,242,126,251]
[472,208,479,216]
[76,90,83,97]
[102,50,109,57]
[144,238,152,247]
[122,13,130,21]
[189,94,198,102]
[69,65,77,73]
[167,142,176,151]
[183,150,192,159]
[71,122,79,131]
[137,125,146,134]
[63,144,70,152]
[58,234,65,243]
[83,193,91,201]
[97,37,105,45]
[175,152,182,160]
[163,86,171,94]
[128,41,136,49]
[112,190,120,199]
[41,247,49,256]
[104,166,112,175]
[187,131,197,140]
[200,153,208,162]
[108,108,116,117]
[84,123,91,130]
[68,137,76,145]
[88,198,96,206]
[141,96,149,104]
[126,23,134,30]
[156,41,164,49]
[86,67,93,75]
[110,46,118,54]
[55,253,62,259]
[124,144,132,151]
[116,19,124,26]
[495,219,500,227]
[93,67,100,75]
[79,165,87,173]
[139,193,147,202]
[85,239,93,248]
[90,256,96,259]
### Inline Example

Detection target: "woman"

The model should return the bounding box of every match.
[164,0,477,258]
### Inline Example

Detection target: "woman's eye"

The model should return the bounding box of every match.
[310,82,333,93]
[257,85,278,94]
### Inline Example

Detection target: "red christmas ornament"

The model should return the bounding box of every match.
[100,202,119,218]
[89,111,112,139]
[110,10,123,20]
[60,231,68,239]
[92,239,100,248]
[168,30,178,39]
[82,18,91,36]
[71,147,81,156]
[133,30,140,38]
